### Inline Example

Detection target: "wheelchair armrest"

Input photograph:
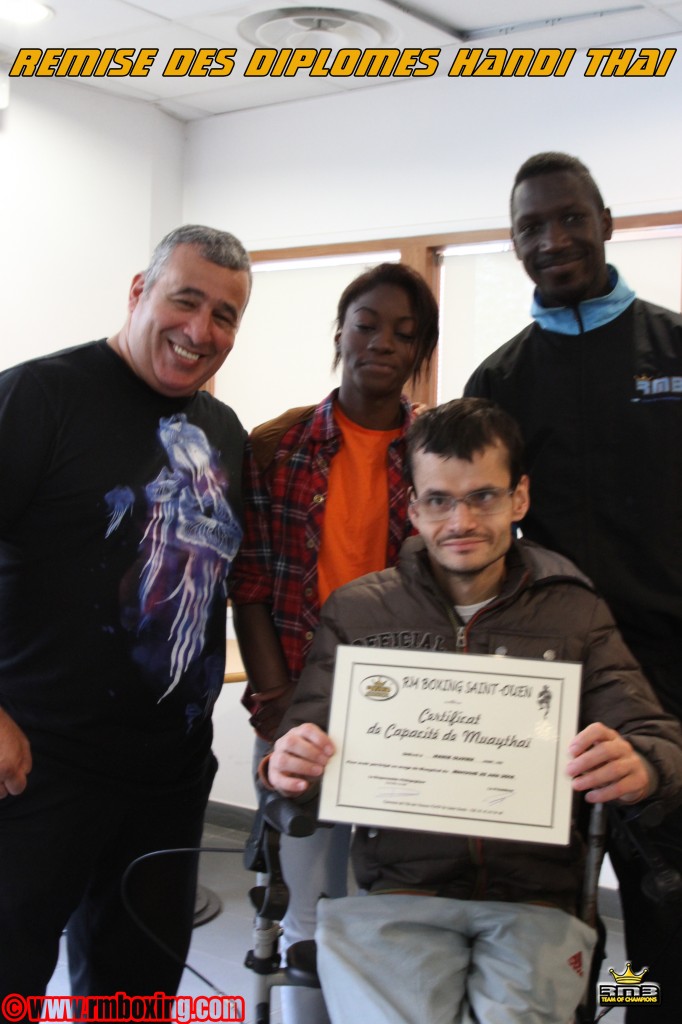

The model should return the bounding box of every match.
[262,793,318,838]
[244,793,318,874]
[244,794,320,924]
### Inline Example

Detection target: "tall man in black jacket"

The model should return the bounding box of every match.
[465,151,682,1022]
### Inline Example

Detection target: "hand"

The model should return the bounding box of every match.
[268,724,335,797]
[567,722,653,805]
[0,708,32,798]
[249,688,295,743]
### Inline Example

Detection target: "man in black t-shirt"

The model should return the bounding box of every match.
[0,225,251,1008]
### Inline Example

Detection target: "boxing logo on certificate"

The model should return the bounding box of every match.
[319,646,581,845]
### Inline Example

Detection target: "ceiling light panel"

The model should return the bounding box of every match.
[0,0,163,49]
[0,0,52,26]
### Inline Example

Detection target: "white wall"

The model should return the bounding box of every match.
[211,610,257,810]
[184,35,682,251]
[4,38,681,368]
[0,78,185,368]
[4,36,681,365]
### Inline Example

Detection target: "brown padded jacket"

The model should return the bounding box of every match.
[278,536,682,915]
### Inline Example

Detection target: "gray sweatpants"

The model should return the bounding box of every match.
[317,892,596,1024]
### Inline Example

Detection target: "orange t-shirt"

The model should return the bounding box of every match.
[317,403,401,606]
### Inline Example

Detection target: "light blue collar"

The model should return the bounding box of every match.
[531,266,636,335]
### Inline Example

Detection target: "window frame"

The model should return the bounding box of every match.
[204,211,682,401]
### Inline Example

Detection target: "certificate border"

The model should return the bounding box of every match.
[319,646,582,845]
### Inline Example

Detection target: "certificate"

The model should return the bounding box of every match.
[319,646,581,845]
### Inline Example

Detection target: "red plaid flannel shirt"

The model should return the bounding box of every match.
[229,390,414,692]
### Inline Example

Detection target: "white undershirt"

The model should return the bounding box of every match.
[455,596,498,623]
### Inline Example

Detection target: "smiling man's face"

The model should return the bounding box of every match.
[408,443,529,605]
[511,170,613,308]
[120,243,250,397]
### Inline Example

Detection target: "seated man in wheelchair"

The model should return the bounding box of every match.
[262,398,682,1024]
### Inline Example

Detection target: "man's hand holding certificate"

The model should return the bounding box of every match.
[269,648,654,845]
[320,647,580,844]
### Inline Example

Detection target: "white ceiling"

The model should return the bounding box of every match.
[1,0,681,120]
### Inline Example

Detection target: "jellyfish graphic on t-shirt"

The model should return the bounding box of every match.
[105,413,241,717]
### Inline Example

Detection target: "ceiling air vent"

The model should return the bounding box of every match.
[238,7,396,49]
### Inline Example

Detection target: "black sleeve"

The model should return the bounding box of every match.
[0,365,58,535]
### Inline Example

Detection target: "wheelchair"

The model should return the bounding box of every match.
[243,795,616,1024]
[243,796,320,1024]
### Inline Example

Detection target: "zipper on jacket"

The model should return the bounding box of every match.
[572,304,593,573]
[572,306,585,334]
[442,571,531,656]
[444,599,495,899]
[441,570,530,901]
[469,837,487,898]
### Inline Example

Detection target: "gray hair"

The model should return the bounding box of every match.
[143,224,251,293]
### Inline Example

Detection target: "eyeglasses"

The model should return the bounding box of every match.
[410,487,514,521]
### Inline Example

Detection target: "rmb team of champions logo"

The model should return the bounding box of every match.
[598,961,661,1009]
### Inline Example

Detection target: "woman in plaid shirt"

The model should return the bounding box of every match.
[230,262,439,1024]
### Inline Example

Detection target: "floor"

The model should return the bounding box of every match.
[46,814,627,1024]
[46,818,283,1024]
